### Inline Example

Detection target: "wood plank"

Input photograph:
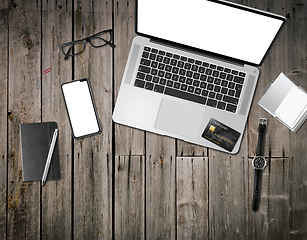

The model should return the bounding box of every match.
[177,157,209,239]
[287,1,307,238]
[73,1,113,239]
[114,0,145,156]
[7,0,41,239]
[208,145,249,239]
[115,155,145,240]
[41,0,73,239]
[146,134,176,240]
[247,0,289,158]
[249,157,290,239]
[0,1,8,238]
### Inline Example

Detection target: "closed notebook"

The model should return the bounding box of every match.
[20,122,60,182]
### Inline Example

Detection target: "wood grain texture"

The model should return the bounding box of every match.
[73,1,113,239]
[145,134,176,240]
[287,1,307,239]
[177,157,209,239]
[114,0,145,156]
[115,155,145,240]
[0,1,8,239]
[7,0,41,239]
[41,0,73,239]
[0,0,306,239]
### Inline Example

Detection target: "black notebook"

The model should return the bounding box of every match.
[20,122,60,182]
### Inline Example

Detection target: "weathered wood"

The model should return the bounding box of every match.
[0,1,8,239]
[249,157,290,239]
[287,1,307,239]
[146,134,176,240]
[177,157,209,239]
[41,0,73,239]
[115,155,145,240]
[7,0,41,239]
[209,146,249,239]
[248,0,289,158]
[114,0,145,156]
[73,1,113,239]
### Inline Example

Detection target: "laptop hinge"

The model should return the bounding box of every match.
[150,38,244,67]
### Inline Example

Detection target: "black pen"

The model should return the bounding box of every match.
[41,129,58,186]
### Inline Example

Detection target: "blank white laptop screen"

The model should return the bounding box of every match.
[137,0,284,65]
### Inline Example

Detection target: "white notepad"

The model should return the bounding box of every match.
[258,73,307,132]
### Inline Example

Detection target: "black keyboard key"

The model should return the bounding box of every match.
[156,55,163,62]
[142,51,149,58]
[195,88,201,94]
[228,82,235,89]
[152,76,159,83]
[166,80,174,87]
[154,84,165,93]
[184,62,192,70]
[207,84,214,91]
[172,74,179,81]
[193,72,200,80]
[221,80,228,87]
[226,74,234,81]
[214,78,221,85]
[179,69,186,76]
[217,101,226,110]
[219,72,226,79]
[180,84,187,91]
[217,66,224,71]
[216,93,222,100]
[193,80,200,87]
[195,60,202,65]
[177,61,184,68]
[136,72,145,79]
[144,46,151,51]
[158,63,165,70]
[145,75,153,81]
[141,58,151,66]
[165,65,172,72]
[151,48,158,53]
[214,85,221,92]
[200,74,207,81]
[188,58,195,63]
[209,64,216,69]
[165,87,207,105]
[174,82,180,89]
[207,98,217,108]
[149,53,156,60]
[226,104,237,113]
[202,89,209,97]
[166,52,173,57]
[151,68,158,75]
[159,78,166,85]
[179,76,186,83]
[207,77,214,83]
[145,82,154,90]
[231,70,238,75]
[158,50,165,55]
[187,86,195,93]
[221,87,228,94]
[213,70,219,77]
[235,84,243,98]
[163,57,170,64]
[234,76,244,84]
[173,54,180,59]
[186,71,193,78]
[134,79,145,88]
[202,62,209,67]
[228,89,235,96]
[239,72,246,77]
[138,65,151,74]
[209,92,216,99]
[180,56,187,61]
[198,67,205,73]
[151,61,158,68]
[223,95,239,105]
[170,59,177,66]
[165,72,172,79]
[186,78,193,85]
[158,70,165,78]
[200,82,207,89]
[172,67,179,74]
[205,68,212,75]
[224,68,231,73]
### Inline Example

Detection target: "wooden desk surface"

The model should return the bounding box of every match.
[0,0,306,239]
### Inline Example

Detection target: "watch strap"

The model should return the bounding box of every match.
[256,121,267,156]
[252,169,263,212]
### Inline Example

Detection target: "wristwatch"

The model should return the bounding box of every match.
[252,118,267,212]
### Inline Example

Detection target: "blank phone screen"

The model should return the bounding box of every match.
[61,79,100,138]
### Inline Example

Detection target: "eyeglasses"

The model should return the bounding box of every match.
[59,29,115,59]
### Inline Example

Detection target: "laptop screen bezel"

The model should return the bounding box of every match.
[135,0,286,67]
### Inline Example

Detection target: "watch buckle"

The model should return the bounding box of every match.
[259,118,267,126]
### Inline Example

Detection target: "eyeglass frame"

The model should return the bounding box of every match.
[58,29,115,59]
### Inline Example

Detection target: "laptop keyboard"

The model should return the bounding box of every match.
[134,46,246,113]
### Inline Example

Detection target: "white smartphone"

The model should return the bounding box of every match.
[61,78,101,138]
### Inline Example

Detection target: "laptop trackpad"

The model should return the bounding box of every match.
[155,98,204,139]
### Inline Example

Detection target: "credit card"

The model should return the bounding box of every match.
[201,118,241,152]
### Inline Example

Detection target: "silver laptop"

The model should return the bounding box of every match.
[113,0,286,154]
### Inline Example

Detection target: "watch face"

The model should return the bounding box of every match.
[253,156,266,169]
